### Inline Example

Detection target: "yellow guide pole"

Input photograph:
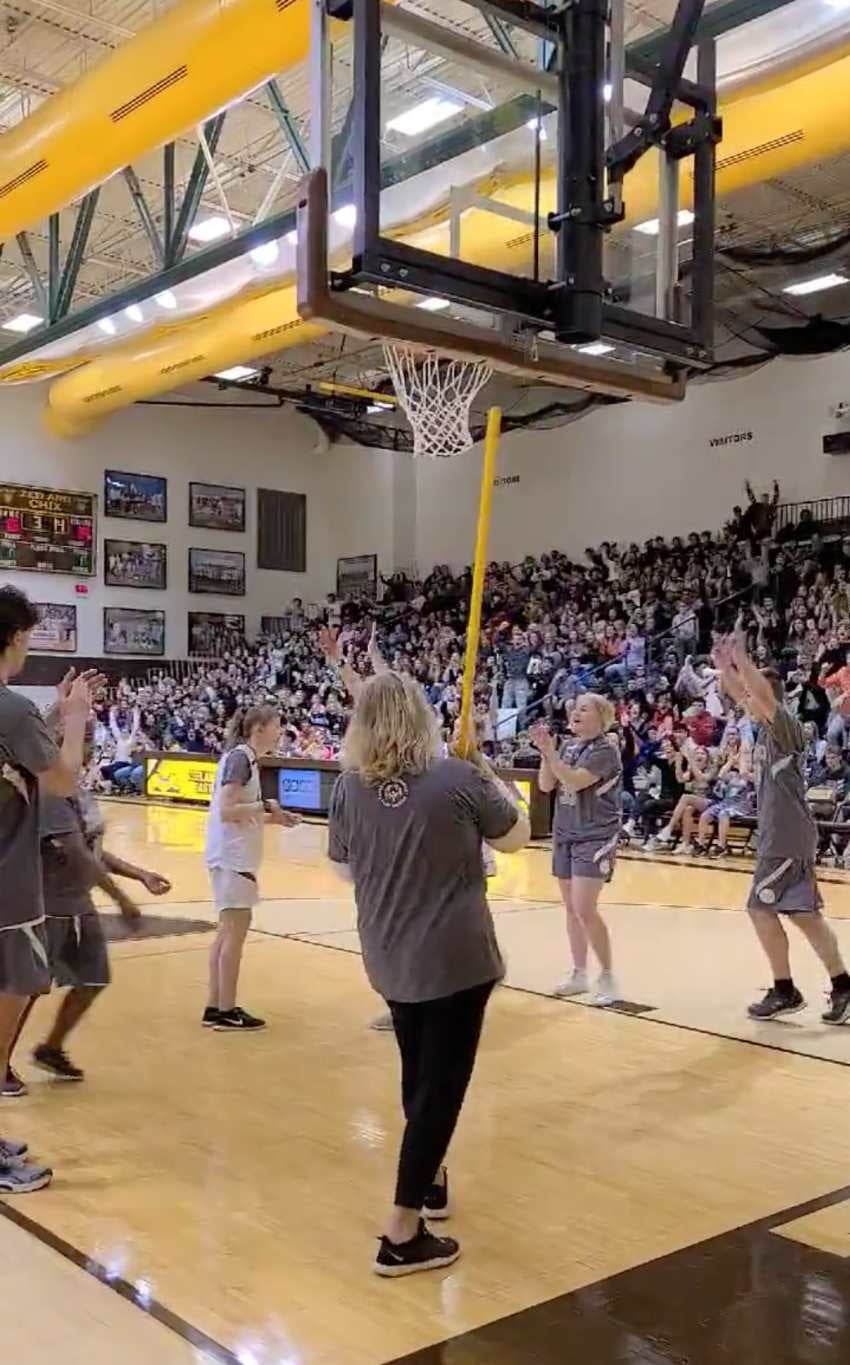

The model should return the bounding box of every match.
[458,405,502,757]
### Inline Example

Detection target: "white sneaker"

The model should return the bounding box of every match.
[676,842,695,856]
[594,972,620,1007]
[554,970,589,998]
[656,828,673,844]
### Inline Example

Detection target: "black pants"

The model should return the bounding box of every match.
[387,980,495,1210]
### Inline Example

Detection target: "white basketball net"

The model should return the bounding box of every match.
[383,345,492,458]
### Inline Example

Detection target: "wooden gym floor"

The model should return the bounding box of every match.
[5,801,850,1365]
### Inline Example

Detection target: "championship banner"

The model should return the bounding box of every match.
[145,756,217,804]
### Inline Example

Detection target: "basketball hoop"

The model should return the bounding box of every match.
[382,344,492,458]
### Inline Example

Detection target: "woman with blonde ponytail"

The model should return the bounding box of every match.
[204,703,300,1030]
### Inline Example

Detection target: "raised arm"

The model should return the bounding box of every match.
[320,624,364,700]
[728,633,777,723]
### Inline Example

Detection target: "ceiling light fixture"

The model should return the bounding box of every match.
[215,365,258,381]
[603,82,613,102]
[333,204,357,230]
[783,272,849,296]
[124,304,144,323]
[155,290,178,310]
[576,341,615,356]
[634,209,695,236]
[285,229,298,246]
[249,241,279,266]
[188,215,231,243]
[417,297,450,312]
[386,96,462,138]
[97,317,117,336]
[2,312,42,333]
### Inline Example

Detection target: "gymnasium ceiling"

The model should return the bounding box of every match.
[0,0,849,437]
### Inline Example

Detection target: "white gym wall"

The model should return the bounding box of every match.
[0,384,396,656]
[413,352,850,568]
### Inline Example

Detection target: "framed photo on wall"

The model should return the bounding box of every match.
[337,553,378,601]
[188,612,246,655]
[189,482,246,533]
[188,547,246,597]
[104,539,167,591]
[103,606,165,656]
[104,470,167,524]
[31,603,77,653]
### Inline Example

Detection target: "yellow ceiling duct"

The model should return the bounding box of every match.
[0,0,339,240]
[43,49,850,436]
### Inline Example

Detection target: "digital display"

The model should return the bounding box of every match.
[278,768,322,812]
[0,483,95,576]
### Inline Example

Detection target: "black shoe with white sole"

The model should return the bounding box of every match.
[822,986,850,1025]
[202,1007,222,1028]
[213,1007,266,1031]
[422,1168,450,1220]
[0,1159,52,1194]
[747,986,806,1020]
[33,1045,84,1081]
[374,1219,460,1277]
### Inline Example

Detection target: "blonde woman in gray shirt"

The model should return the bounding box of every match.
[329,672,529,1276]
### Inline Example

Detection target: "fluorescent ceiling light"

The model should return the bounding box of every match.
[97,317,117,336]
[367,402,393,414]
[2,311,42,333]
[417,297,450,312]
[603,82,613,102]
[124,304,144,323]
[215,365,258,381]
[634,209,695,235]
[249,241,279,266]
[155,290,178,310]
[783,272,849,296]
[827,0,850,9]
[188,215,231,243]
[526,117,548,141]
[576,341,615,356]
[333,204,357,230]
[386,97,462,138]
[285,229,298,246]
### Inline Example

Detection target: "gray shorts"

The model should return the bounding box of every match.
[0,921,51,996]
[747,856,823,914]
[46,913,111,988]
[553,833,619,882]
[209,867,259,914]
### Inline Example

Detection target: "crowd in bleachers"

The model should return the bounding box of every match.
[92,482,850,861]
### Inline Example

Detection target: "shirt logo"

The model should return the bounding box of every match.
[0,762,28,804]
[378,778,409,809]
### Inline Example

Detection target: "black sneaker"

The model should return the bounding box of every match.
[708,844,729,859]
[422,1168,450,1220]
[1,1067,28,1098]
[33,1045,84,1081]
[374,1219,460,1277]
[213,1007,266,1031]
[822,987,850,1026]
[747,987,806,1021]
[202,1007,222,1028]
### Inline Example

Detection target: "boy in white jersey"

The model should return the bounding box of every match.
[204,704,300,1031]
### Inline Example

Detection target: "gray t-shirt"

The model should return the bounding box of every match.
[753,705,817,859]
[552,735,622,841]
[328,757,517,1003]
[39,793,96,918]
[0,685,59,929]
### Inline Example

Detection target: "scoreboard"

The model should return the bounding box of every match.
[0,483,96,576]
